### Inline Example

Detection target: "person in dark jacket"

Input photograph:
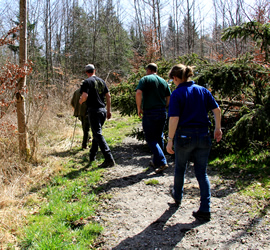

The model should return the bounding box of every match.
[79,64,115,168]
[71,84,91,149]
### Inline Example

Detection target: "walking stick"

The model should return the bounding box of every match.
[70,117,78,150]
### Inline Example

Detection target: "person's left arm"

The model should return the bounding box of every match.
[165,96,170,107]
[105,92,112,119]
[166,116,179,154]
[136,89,143,118]
[207,89,222,142]
[165,84,171,108]
[212,107,222,142]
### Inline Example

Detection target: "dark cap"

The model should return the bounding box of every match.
[146,63,158,72]
[85,64,95,71]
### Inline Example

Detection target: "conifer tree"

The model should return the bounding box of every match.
[221,21,270,62]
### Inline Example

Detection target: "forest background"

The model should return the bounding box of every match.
[0,0,269,247]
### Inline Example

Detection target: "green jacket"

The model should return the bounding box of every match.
[71,88,88,117]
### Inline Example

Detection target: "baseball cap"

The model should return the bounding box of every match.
[85,64,95,71]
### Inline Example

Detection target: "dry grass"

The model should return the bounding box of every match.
[0,87,78,248]
[0,165,59,247]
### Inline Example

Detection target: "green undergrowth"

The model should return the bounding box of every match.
[209,148,270,205]
[103,113,141,147]
[144,179,159,185]
[19,159,104,249]
[18,112,140,249]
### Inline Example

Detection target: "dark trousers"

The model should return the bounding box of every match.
[88,109,113,161]
[80,115,90,148]
[173,127,211,212]
[142,108,167,167]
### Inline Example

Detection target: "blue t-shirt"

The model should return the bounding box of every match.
[80,76,109,110]
[168,81,219,128]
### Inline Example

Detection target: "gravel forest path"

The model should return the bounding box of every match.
[94,137,270,249]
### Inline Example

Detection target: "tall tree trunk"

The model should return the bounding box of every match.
[174,0,180,56]
[156,0,162,56]
[17,0,29,158]
[45,0,50,84]
[186,0,191,54]
[134,0,144,45]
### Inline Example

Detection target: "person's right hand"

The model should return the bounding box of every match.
[166,140,175,154]
[214,128,222,142]
[107,111,112,120]
[138,108,143,119]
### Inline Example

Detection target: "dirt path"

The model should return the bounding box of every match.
[94,137,270,249]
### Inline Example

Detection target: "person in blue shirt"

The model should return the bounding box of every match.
[166,64,222,221]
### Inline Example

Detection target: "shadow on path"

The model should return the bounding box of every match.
[98,167,156,193]
[224,203,270,249]
[49,147,82,157]
[112,203,206,249]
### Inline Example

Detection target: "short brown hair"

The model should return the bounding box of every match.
[146,63,158,72]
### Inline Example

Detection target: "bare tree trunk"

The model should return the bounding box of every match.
[173,0,180,56]
[49,1,53,81]
[156,0,162,56]
[45,0,49,84]
[134,0,144,44]
[17,0,29,158]
[151,0,157,49]
[45,0,54,84]
[92,0,99,63]
[64,0,69,77]
[186,0,193,54]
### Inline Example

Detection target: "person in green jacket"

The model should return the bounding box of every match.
[71,84,91,149]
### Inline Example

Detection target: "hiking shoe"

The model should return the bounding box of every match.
[192,210,211,221]
[89,155,96,162]
[170,188,180,206]
[155,164,168,173]
[149,160,156,168]
[99,159,115,168]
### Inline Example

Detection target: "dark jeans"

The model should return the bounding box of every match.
[80,115,90,148]
[142,108,167,167]
[173,127,212,212]
[88,108,113,161]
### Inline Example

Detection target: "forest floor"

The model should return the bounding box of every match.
[92,136,270,249]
